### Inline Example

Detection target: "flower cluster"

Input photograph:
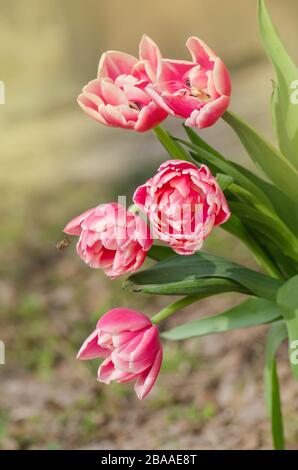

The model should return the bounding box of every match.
[64,35,231,399]
[78,35,231,131]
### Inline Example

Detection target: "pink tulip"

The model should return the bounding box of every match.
[77,35,168,132]
[133,160,230,255]
[146,36,231,128]
[77,308,163,399]
[64,203,152,279]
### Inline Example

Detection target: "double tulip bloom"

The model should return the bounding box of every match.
[77,36,168,132]
[77,308,163,399]
[78,35,231,130]
[134,160,230,255]
[64,203,152,279]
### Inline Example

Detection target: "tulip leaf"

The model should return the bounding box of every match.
[183,125,225,160]
[162,298,282,340]
[228,202,298,262]
[222,110,298,203]
[222,215,282,279]
[147,245,174,261]
[230,161,298,235]
[124,275,249,297]
[126,252,282,300]
[216,173,233,192]
[153,125,189,160]
[264,321,287,450]
[258,0,298,170]
[277,276,298,381]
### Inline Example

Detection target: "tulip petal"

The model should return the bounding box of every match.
[139,34,162,81]
[134,102,168,132]
[64,207,96,236]
[100,80,129,106]
[97,308,151,334]
[77,329,109,360]
[111,349,154,374]
[186,36,216,68]
[213,57,231,96]
[77,94,108,125]
[185,95,230,129]
[98,51,138,80]
[134,347,163,399]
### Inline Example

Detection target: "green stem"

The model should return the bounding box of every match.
[153,125,189,160]
[151,295,200,324]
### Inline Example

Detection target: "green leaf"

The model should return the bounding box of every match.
[163,298,282,340]
[153,125,189,160]
[223,215,282,279]
[124,275,248,297]
[228,201,298,262]
[126,252,282,300]
[147,245,174,261]
[264,321,287,450]
[258,0,298,169]
[216,173,233,192]
[277,276,298,381]
[222,110,298,203]
[231,161,298,235]
[183,125,225,160]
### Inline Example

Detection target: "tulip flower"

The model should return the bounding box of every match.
[64,203,152,278]
[133,160,230,255]
[146,36,231,128]
[77,36,168,132]
[77,308,163,399]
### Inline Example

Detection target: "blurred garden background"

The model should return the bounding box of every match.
[0,0,297,449]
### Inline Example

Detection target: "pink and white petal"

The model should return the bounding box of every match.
[212,57,231,96]
[122,84,150,105]
[139,34,162,81]
[214,197,231,226]
[77,329,109,360]
[111,349,154,374]
[133,183,149,209]
[98,308,152,334]
[118,326,160,363]
[186,36,216,68]
[185,95,230,129]
[82,79,105,103]
[161,93,199,118]
[158,59,194,84]
[100,104,127,128]
[77,94,108,125]
[112,330,138,348]
[64,207,96,236]
[134,102,168,132]
[118,104,139,122]
[145,85,174,114]
[100,80,129,106]
[134,347,163,400]
[98,51,138,80]
[97,358,122,384]
[98,248,115,269]
[134,216,152,251]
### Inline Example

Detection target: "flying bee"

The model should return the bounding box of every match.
[56,236,72,252]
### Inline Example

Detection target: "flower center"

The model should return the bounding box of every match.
[129,101,141,111]
[184,79,210,101]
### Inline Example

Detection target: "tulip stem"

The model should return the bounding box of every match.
[153,125,189,160]
[151,295,200,324]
